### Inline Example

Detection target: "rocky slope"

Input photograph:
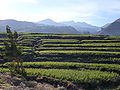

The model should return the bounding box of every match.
[99,18,120,36]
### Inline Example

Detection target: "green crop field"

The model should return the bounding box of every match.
[27,69,119,87]
[0,32,120,89]
[0,68,119,89]
[42,43,120,47]
[2,62,120,73]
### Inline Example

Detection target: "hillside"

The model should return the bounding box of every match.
[0,32,120,90]
[99,18,120,36]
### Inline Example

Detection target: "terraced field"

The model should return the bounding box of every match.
[0,32,120,89]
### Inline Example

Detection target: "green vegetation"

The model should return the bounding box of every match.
[40,39,80,44]
[42,43,120,47]
[23,62,120,72]
[0,68,119,89]
[0,30,120,89]
[27,69,119,89]
[37,47,120,52]
[36,50,120,54]
[3,62,120,73]
[81,40,120,43]
[3,25,26,77]
[23,34,103,37]
[0,68,9,72]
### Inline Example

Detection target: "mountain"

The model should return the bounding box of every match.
[0,19,38,32]
[38,19,64,26]
[0,19,101,34]
[102,23,111,28]
[0,19,80,34]
[99,18,120,36]
[61,21,100,34]
[23,25,80,34]
[37,19,100,34]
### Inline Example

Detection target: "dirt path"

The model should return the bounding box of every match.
[0,73,64,90]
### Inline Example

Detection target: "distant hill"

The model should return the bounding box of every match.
[0,19,38,32]
[0,19,80,34]
[38,19,64,26]
[20,25,80,34]
[0,19,101,34]
[38,19,100,34]
[99,18,120,36]
[61,21,100,34]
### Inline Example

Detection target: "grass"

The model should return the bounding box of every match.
[3,62,120,73]
[27,69,119,86]
[36,50,120,54]
[42,43,120,47]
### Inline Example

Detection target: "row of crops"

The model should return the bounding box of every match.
[0,33,120,64]
[1,62,120,73]
[17,35,120,65]
[0,67,119,89]
[37,47,120,52]
[0,32,120,89]
[42,43,120,47]
[33,50,120,64]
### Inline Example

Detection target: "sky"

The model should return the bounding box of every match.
[0,0,120,26]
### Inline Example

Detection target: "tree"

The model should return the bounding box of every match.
[4,25,26,77]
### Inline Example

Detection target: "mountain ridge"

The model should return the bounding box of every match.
[0,19,80,34]
[37,19,100,34]
[99,18,120,36]
[0,19,100,34]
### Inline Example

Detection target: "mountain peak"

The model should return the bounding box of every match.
[38,19,66,26]
[40,19,55,22]
[38,18,58,25]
